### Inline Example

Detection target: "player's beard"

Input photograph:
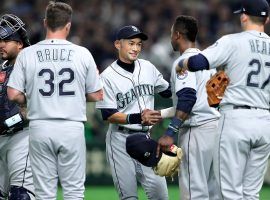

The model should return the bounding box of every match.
[0,50,17,62]
[171,40,178,52]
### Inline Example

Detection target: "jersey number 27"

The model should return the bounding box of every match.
[247,59,270,89]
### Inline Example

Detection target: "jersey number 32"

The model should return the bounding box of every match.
[38,68,75,96]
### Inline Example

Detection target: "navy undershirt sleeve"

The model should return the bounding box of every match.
[176,88,197,113]
[100,108,118,120]
[188,53,210,72]
[158,85,172,98]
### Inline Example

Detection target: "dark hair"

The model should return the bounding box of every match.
[249,15,268,25]
[45,1,72,31]
[173,15,198,42]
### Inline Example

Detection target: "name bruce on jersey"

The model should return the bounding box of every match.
[116,84,154,109]
[36,48,74,62]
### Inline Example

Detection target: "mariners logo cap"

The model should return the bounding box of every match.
[116,25,148,41]
[233,0,269,17]
[126,133,162,167]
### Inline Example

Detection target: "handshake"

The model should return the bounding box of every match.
[141,109,161,126]
[141,107,176,126]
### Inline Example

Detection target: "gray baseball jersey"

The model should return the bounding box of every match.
[8,39,101,121]
[96,59,169,200]
[201,31,270,199]
[171,48,220,199]
[8,39,102,200]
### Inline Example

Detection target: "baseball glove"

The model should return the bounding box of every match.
[206,71,229,107]
[153,145,183,178]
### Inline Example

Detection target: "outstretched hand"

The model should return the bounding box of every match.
[141,109,162,125]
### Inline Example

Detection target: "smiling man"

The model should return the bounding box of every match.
[96,25,171,200]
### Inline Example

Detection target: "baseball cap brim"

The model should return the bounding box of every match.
[233,9,243,14]
[126,32,148,41]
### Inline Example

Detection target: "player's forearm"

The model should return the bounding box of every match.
[175,110,189,121]
[107,112,128,124]
[108,112,144,125]
[86,89,103,102]
[7,87,26,105]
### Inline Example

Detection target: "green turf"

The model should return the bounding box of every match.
[57,185,270,200]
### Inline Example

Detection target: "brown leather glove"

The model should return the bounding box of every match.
[206,71,230,107]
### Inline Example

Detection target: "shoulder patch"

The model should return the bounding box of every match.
[176,71,188,80]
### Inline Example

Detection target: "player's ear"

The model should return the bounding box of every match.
[265,17,269,25]
[240,13,248,22]
[43,19,47,28]
[65,22,71,32]
[17,41,24,50]
[114,40,121,50]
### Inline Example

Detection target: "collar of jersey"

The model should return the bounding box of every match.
[245,30,269,38]
[37,39,72,45]
[113,60,139,77]
[182,48,200,55]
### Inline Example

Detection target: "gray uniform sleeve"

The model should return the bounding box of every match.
[84,50,102,93]
[96,76,117,109]
[7,51,26,93]
[152,63,169,93]
[201,35,236,69]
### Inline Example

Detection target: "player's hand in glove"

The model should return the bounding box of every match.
[126,133,182,179]
[206,70,230,107]
[153,145,183,178]
[156,135,174,157]
[141,109,162,126]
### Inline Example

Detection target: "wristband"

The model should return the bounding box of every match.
[165,117,183,137]
[160,107,175,119]
[126,113,142,124]
[4,113,23,128]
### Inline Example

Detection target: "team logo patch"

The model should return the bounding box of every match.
[177,71,188,80]
[0,72,7,83]
[131,26,139,32]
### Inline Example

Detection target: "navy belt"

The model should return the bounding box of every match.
[233,105,269,111]
[118,126,148,134]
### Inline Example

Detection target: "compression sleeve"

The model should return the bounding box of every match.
[158,85,172,98]
[187,53,210,72]
[100,108,118,120]
[176,88,197,113]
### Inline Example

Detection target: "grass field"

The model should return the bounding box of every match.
[57,185,270,200]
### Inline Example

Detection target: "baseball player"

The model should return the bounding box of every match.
[96,25,171,200]
[7,2,103,200]
[175,0,270,199]
[155,15,221,200]
[0,14,35,199]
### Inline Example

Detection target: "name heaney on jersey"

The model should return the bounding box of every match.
[249,39,270,55]
[116,84,154,109]
[36,49,74,62]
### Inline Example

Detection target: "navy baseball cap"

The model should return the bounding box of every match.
[233,0,269,17]
[126,133,162,167]
[116,25,148,41]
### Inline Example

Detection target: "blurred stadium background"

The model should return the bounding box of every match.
[1,0,270,198]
